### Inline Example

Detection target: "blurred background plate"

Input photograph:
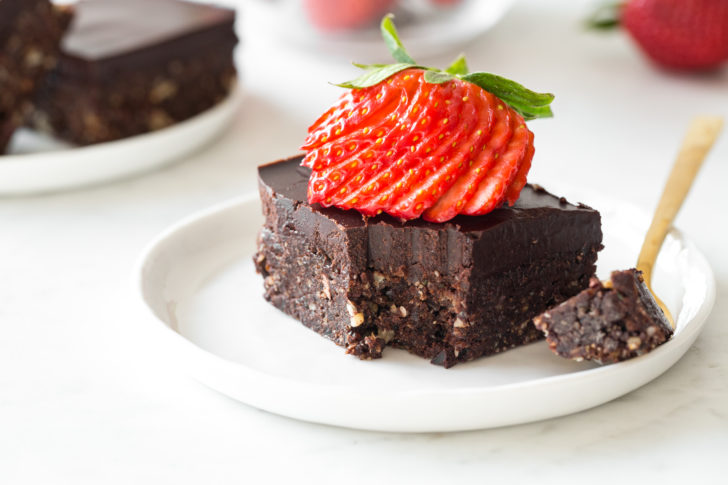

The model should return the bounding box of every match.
[245,0,515,60]
[0,86,241,196]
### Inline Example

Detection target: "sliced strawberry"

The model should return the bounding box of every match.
[356,79,475,217]
[341,75,442,207]
[306,70,435,210]
[301,15,553,222]
[423,90,512,222]
[305,77,415,206]
[503,132,535,205]
[302,81,402,163]
[303,68,538,220]
[461,111,531,215]
[321,71,464,214]
[389,85,494,219]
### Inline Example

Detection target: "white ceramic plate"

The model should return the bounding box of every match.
[246,0,515,60]
[134,193,715,432]
[0,87,241,196]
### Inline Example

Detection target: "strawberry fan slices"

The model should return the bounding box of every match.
[301,69,534,222]
[299,16,553,223]
[254,17,603,367]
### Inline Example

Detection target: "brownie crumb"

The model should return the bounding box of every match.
[533,269,673,364]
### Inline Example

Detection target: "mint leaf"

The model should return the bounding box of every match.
[335,63,415,89]
[380,15,416,65]
[445,55,469,75]
[424,70,455,84]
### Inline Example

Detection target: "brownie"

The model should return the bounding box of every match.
[0,118,14,154]
[533,269,673,363]
[0,0,71,152]
[29,0,238,145]
[254,156,604,367]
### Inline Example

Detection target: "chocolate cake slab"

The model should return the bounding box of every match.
[533,269,673,363]
[30,0,238,145]
[255,156,603,367]
[0,0,71,153]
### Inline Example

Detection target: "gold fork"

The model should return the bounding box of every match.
[636,116,724,328]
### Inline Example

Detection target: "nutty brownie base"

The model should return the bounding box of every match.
[533,269,673,364]
[30,54,237,145]
[255,224,599,368]
[0,0,71,153]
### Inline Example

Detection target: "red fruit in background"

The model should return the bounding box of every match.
[301,69,534,222]
[303,0,397,31]
[622,0,728,70]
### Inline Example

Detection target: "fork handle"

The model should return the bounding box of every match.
[636,116,724,282]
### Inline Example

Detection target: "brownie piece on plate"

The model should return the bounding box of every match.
[254,157,603,367]
[533,269,673,364]
[0,0,71,152]
[30,0,238,145]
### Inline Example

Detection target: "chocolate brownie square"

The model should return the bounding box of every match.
[254,156,604,367]
[30,0,238,145]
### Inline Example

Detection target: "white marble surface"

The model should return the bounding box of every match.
[1,0,727,483]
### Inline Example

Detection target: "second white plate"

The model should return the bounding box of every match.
[134,193,715,432]
[0,86,241,196]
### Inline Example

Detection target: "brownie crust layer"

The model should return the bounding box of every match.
[0,0,71,152]
[30,0,238,145]
[533,269,673,363]
[255,156,603,367]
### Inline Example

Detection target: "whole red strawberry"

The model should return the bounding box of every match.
[301,16,554,223]
[622,0,728,70]
[303,0,397,31]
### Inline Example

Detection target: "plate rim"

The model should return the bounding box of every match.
[132,194,716,431]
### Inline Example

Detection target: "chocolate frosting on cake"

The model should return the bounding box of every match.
[58,0,237,77]
[259,156,602,277]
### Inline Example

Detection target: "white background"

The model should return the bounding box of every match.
[2,0,727,483]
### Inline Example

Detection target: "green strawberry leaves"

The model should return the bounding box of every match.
[380,14,416,64]
[461,73,555,120]
[337,15,554,120]
[423,70,455,84]
[338,63,417,89]
[445,54,469,75]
